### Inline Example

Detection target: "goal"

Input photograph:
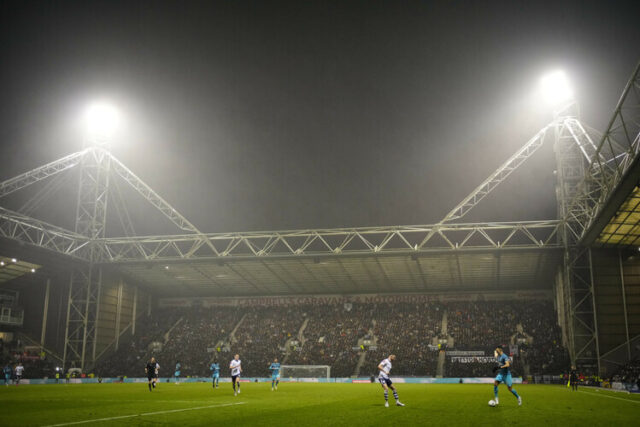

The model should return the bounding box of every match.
[280,365,331,379]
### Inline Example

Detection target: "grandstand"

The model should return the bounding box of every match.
[1,61,639,390]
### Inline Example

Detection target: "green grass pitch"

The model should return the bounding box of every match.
[1,382,638,426]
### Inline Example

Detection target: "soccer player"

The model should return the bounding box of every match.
[269,358,281,391]
[153,361,160,388]
[378,354,404,407]
[569,366,579,391]
[145,357,157,392]
[210,359,220,388]
[3,364,11,386]
[174,361,181,384]
[14,363,24,385]
[493,346,522,406]
[230,354,242,396]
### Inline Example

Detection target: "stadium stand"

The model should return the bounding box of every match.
[360,302,443,377]
[610,358,640,386]
[92,296,570,379]
[229,305,305,377]
[97,309,182,377]
[445,300,569,377]
[154,306,244,376]
[286,303,371,377]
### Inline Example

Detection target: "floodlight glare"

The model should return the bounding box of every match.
[84,101,119,139]
[540,70,573,105]
[11,258,17,263]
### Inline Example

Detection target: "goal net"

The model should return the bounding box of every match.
[280,365,331,379]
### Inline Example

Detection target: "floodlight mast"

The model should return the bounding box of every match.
[61,101,219,372]
[438,71,582,226]
[432,69,603,373]
[63,102,118,372]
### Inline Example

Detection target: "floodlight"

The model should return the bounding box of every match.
[84,101,119,140]
[540,70,573,105]
[0,261,4,266]
[11,258,17,263]
[31,268,36,273]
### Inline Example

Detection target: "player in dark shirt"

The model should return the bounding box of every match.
[145,357,157,392]
[569,366,579,391]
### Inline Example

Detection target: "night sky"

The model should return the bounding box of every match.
[1,0,639,236]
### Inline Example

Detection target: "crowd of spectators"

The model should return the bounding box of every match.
[445,300,569,377]
[154,306,243,376]
[447,301,516,348]
[91,298,573,378]
[97,309,181,377]
[610,358,640,386]
[361,302,443,377]
[516,301,568,375]
[230,305,305,377]
[287,303,372,377]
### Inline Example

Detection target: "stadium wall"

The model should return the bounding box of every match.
[1,270,151,365]
[94,274,151,360]
[592,249,640,374]
[2,270,72,357]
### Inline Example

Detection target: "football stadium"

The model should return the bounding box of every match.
[1,1,639,426]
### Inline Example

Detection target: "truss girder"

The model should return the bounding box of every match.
[0,207,90,259]
[440,126,550,223]
[555,63,640,374]
[565,247,600,371]
[565,61,640,243]
[0,149,87,199]
[75,147,111,242]
[62,266,102,371]
[93,220,561,262]
[555,114,602,372]
[107,150,204,234]
[563,118,604,164]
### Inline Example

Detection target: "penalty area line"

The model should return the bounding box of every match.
[41,401,246,426]
[578,390,640,404]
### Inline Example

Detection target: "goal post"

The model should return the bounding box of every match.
[280,365,331,379]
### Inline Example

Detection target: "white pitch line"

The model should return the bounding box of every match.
[42,401,246,426]
[578,390,640,404]
[39,399,217,404]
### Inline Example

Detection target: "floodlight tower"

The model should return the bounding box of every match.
[76,102,118,243]
[549,71,583,224]
[63,102,119,372]
[545,71,601,373]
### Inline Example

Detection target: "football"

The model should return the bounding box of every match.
[488,400,496,407]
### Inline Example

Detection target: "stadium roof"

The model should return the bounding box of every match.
[113,249,560,297]
[595,185,640,247]
[0,255,39,284]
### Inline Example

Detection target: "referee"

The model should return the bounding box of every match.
[145,357,157,392]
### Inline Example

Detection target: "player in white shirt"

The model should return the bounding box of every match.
[230,354,242,396]
[378,355,404,407]
[153,362,160,388]
[15,363,24,385]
